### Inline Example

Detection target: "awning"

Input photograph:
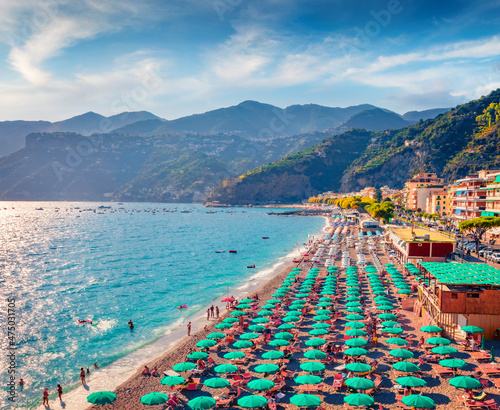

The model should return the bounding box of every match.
[455,191,462,195]
[454,210,461,214]
[495,175,500,183]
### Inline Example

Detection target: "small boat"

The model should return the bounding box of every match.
[247,265,256,269]
[229,250,238,253]
[262,237,269,239]
[292,259,301,263]
[215,250,225,253]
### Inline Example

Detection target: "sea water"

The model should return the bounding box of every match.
[0,202,325,408]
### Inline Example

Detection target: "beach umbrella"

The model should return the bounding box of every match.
[344,393,374,407]
[426,337,451,346]
[345,329,367,337]
[161,376,186,387]
[230,310,247,316]
[268,339,290,347]
[390,349,414,359]
[344,348,367,357]
[431,346,458,355]
[347,307,364,313]
[461,326,484,333]
[223,317,239,324]
[240,332,260,340]
[294,375,323,385]
[278,323,296,330]
[292,299,306,304]
[282,316,300,323]
[300,361,326,373]
[401,395,435,409]
[377,305,395,311]
[233,340,254,349]
[224,351,246,360]
[319,297,334,302]
[236,304,252,309]
[237,395,268,409]
[247,379,275,391]
[315,309,333,315]
[311,323,330,329]
[305,338,327,347]
[261,304,276,310]
[275,332,294,340]
[172,362,197,372]
[381,321,399,327]
[87,391,117,405]
[204,377,231,389]
[374,296,390,302]
[252,317,270,324]
[386,338,409,347]
[346,321,365,329]
[382,327,403,335]
[345,377,375,390]
[309,328,328,336]
[262,350,284,360]
[373,290,387,295]
[207,332,226,340]
[248,325,266,333]
[215,322,233,330]
[396,376,427,387]
[267,299,281,304]
[398,289,413,294]
[296,293,310,298]
[196,339,217,348]
[346,314,364,321]
[188,396,216,410]
[420,325,442,333]
[141,392,170,406]
[449,376,481,389]
[240,298,254,303]
[285,310,302,317]
[346,302,362,307]
[393,361,420,373]
[214,363,239,374]
[346,296,360,302]
[304,350,327,360]
[187,351,209,360]
[257,310,273,316]
[289,394,321,408]
[378,313,397,320]
[222,297,235,302]
[345,338,368,347]
[313,315,331,321]
[439,359,466,369]
[289,304,304,310]
[345,363,372,373]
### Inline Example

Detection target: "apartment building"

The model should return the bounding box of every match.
[403,173,444,211]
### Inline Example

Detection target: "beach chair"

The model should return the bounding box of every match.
[432,365,453,377]
[332,373,343,390]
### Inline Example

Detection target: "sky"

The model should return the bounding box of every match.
[1,0,500,121]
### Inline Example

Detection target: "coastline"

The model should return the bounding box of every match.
[38,215,329,410]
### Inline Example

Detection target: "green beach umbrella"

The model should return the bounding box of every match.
[373,290,387,295]
[309,328,328,336]
[431,346,458,355]
[268,339,290,347]
[303,350,327,360]
[345,338,368,347]
[248,325,266,332]
[346,296,360,302]
[398,289,413,294]
[439,359,466,369]
[345,363,372,373]
[275,331,294,340]
[236,304,252,309]
[224,351,246,360]
[347,307,364,313]
[383,327,403,335]
[285,310,302,317]
[214,363,239,374]
[278,323,296,330]
[204,377,231,389]
[223,317,239,324]
[257,310,273,316]
[319,297,334,302]
[379,313,397,320]
[346,314,364,320]
[196,339,217,348]
[282,316,300,323]
[233,340,254,349]
[377,305,395,311]
[393,361,420,373]
[172,362,197,372]
[381,321,399,327]
[401,395,435,409]
[344,348,368,357]
[315,309,333,315]
[207,332,226,340]
[215,322,233,330]
[262,350,284,360]
[345,328,367,337]
[420,325,443,333]
[390,349,414,359]
[188,396,216,410]
[247,379,275,391]
[187,351,209,360]
[253,317,270,324]
[237,395,268,409]
[346,302,362,307]
[161,376,186,386]
[140,392,170,406]
[289,304,304,310]
[313,315,331,321]
[240,332,260,340]
[240,298,254,303]
[87,391,117,405]
[230,310,247,316]
[261,304,277,310]
[461,326,484,333]
[300,361,326,373]
[267,299,281,304]
[396,376,427,387]
[426,337,451,346]
[311,323,330,329]
[305,338,327,347]
[344,393,374,407]
[449,376,481,389]
[345,377,375,390]
[346,321,365,329]
[296,293,310,298]
[386,338,409,347]
[294,375,323,385]
[289,394,321,408]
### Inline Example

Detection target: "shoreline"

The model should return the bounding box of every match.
[37,216,329,410]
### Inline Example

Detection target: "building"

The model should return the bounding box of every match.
[386,227,455,263]
[412,262,500,339]
[485,173,500,217]
[451,170,500,224]
[426,190,451,216]
[403,173,444,211]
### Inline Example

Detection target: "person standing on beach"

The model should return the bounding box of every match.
[57,384,63,402]
[207,308,210,320]
[187,322,192,336]
[80,367,86,385]
[210,305,215,318]
[42,388,49,405]
[215,306,219,319]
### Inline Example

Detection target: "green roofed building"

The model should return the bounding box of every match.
[415,261,500,339]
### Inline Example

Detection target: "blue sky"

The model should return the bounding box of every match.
[1,0,500,121]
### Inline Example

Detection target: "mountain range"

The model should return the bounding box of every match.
[0,101,450,202]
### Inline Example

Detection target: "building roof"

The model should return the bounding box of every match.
[420,262,500,287]
[389,227,455,243]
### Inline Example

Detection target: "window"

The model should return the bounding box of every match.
[451,293,458,299]
[466,293,479,298]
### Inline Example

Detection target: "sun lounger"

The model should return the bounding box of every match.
[215,398,232,408]
[433,364,453,377]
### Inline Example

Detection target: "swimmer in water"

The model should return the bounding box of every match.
[128,320,134,330]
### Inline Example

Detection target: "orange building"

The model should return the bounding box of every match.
[403,173,444,211]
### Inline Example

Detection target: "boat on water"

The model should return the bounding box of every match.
[262,237,269,239]
[215,250,225,253]
[247,265,256,269]
[228,250,237,253]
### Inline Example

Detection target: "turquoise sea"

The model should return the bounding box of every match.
[0,202,325,408]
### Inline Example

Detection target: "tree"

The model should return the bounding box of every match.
[459,217,500,254]
[374,188,382,203]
